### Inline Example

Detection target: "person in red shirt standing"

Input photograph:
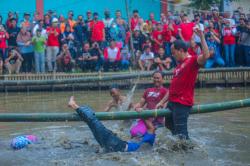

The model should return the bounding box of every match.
[178,14,195,42]
[222,20,237,67]
[89,12,105,49]
[0,25,9,74]
[157,29,210,139]
[132,71,168,145]
[130,10,141,31]
[46,18,61,72]
[0,25,9,60]
[146,12,157,30]
[151,23,164,53]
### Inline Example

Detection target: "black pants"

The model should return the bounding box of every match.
[21,52,33,72]
[103,60,120,72]
[166,102,191,139]
[76,106,127,152]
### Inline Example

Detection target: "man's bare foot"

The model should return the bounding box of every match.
[68,96,79,110]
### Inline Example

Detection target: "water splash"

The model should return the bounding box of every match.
[118,78,139,112]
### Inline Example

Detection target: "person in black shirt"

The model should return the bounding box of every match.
[154,47,172,70]
[74,15,88,45]
[132,30,145,52]
[7,18,20,48]
[77,42,102,71]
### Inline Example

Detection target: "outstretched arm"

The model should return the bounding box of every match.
[196,29,210,66]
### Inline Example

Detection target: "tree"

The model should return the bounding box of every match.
[189,0,220,10]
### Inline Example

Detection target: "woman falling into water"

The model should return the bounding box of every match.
[104,85,133,112]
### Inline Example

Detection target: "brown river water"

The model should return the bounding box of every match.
[0,87,250,166]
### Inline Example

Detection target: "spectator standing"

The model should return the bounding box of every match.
[222,20,237,67]
[6,12,18,29]
[7,18,20,49]
[89,12,105,48]
[131,10,142,31]
[151,23,164,53]
[21,13,32,31]
[103,10,114,42]
[46,18,61,72]
[67,10,76,32]
[16,26,33,73]
[103,40,121,71]
[0,25,9,60]
[238,19,250,66]
[178,14,195,42]
[32,29,46,73]
[59,15,66,33]
[32,19,47,38]
[115,10,127,45]
[74,15,88,45]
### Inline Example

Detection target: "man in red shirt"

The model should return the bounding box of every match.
[157,29,210,139]
[46,18,61,72]
[130,10,140,31]
[89,12,105,48]
[178,14,195,42]
[133,71,168,145]
[151,23,164,53]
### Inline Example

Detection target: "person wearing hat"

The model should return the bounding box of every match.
[46,17,61,72]
[67,10,76,32]
[21,12,31,31]
[32,29,47,73]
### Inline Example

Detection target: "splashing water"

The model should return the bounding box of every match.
[118,79,138,112]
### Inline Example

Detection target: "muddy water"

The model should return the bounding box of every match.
[0,87,250,166]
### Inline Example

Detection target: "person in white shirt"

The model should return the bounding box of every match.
[139,45,154,71]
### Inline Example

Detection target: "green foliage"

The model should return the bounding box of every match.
[189,0,220,10]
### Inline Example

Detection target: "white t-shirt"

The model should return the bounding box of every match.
[140,52,154,61]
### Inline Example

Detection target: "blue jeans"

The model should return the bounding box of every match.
[34,51,45,73]
[224,44,235,67]
[76,106,127,152]
[121,59,130,70]
[164,42,172,56]
[166,102,191,139]
[244,46,250,67]
[205,56,225,68]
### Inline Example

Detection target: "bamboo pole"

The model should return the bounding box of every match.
[0,67,250,86]
[0,98,249,122]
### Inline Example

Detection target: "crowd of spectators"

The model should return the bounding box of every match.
[0,7,250,74]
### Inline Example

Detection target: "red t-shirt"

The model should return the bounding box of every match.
[169,56,200,106]
[151,30,164,53]
[223,27,236,45]
[143,87,168,110]
[162,24,172,42]
[146,19,157,26]
[131,17,139,31]
[46,27,60,47]
[179,22,195,42]
[0,31,8,49]
[90,21,105,42]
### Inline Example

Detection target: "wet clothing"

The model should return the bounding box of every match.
[166,101,191,139]
[76,106,141,152]
[169,56,199,106]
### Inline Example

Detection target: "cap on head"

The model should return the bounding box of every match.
[52,18,58,23]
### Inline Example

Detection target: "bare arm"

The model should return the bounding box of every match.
[134,97,146,112]
[156,91,169,108]
[104,100,114,112]
[196,29,210,66]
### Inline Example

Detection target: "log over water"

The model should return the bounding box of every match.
[1,67,250,86]
[0,98,249,122]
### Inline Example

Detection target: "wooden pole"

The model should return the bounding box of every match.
[0,98,249,122]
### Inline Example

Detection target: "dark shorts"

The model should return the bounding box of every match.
[166,101,191,139]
